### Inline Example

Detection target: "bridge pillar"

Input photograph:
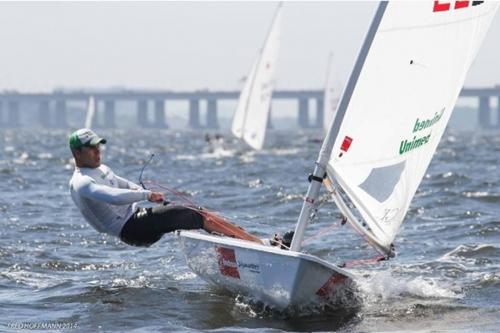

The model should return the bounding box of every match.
[55,100,67,128]
[104,100,115,128]
[7,100,20,127]
[315,97,324,128]
[154,99,167,128]
[206,99,219,129]
[137,99,148,127]
[298,98,309,128]
[478,96,491,129]
[189,99,200,129]
[38,100,50,128]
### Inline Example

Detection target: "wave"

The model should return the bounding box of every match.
[356,270,461,302]
[462,191,500,203]
[441,244,500,260]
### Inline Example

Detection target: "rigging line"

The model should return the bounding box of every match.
[302,178,386,267]
[144,179,239,234]
[324,175,391,258]
[290,173,340,246]
[138,158,262,242]
[147,187,243,238]
[139,154,155,190]
[342,255,386,268]
[144,179,198,207]
[301,221,342,246]
[300,190,342,246]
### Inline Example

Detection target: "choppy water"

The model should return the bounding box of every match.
[0,128,499,332]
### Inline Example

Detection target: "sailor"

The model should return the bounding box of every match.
[68,128,262,247]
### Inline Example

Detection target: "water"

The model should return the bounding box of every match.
[0,128,499,332]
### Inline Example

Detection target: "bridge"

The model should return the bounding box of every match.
[0,87,499,129]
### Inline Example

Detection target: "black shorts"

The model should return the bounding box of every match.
[119,204,204,247]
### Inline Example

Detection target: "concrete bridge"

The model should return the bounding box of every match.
[0,87,499,129]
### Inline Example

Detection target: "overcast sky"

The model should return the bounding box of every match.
[0,1,499,93]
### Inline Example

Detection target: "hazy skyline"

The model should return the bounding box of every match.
[0,1,499,93]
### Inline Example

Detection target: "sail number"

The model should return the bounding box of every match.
[380,208,400,224]
[433,1,484,12]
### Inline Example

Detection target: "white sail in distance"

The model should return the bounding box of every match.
[84,96,96,129]
[323,53,340,134]
[326,1,499,252]
[231,3,282,150]
[232,59,258,140]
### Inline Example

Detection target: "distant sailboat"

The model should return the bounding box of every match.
[322,53,340,134]
[180,1,499,308]
[84,96,96,129]
[231,3,282,150]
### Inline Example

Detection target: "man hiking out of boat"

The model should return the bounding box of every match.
[68,128,262,247]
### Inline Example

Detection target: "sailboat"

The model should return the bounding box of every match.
[179,1,499,308]
[84,96,96,129]
[231,3,281,150]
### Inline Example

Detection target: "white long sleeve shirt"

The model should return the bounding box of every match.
[69,164,151,237]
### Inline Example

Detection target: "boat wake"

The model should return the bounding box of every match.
[356,270,461,302]
[232,290,361,319]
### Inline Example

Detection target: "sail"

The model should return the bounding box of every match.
[326,1,499,251]
[231,59,258,139]
[323,53,340,134]
[231,3,281,150]
[84,96,96,129]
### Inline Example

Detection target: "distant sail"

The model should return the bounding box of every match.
[326,1,499,252]
[231,3,282,150]
[232,59,258,140]
[84,96,96,129]
[323,53,340,134]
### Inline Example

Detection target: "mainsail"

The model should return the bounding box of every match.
[291,1,499,255]
[231,3,282,150]
[84,96,96,129]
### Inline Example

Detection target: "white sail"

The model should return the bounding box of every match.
[84,96,96,129]
[231,3,282,150]
[325,1,499,251]
[231,59,258,140]
[323,53,340,134]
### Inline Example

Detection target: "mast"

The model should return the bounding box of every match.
[290,2,388,252]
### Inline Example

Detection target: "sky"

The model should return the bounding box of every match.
[0,1,499,93]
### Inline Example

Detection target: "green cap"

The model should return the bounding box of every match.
[69,128,107,150]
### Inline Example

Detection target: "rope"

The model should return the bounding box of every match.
[342,255,386,268]
[143,179,250,239]
[301,219,342,245]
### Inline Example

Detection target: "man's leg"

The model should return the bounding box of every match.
[120,205,203,246]
[200,210,263,244]
[122,204,263,245]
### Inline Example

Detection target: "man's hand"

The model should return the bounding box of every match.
[148,191,165,203]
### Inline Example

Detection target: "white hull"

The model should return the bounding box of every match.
[178,231,356,309]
